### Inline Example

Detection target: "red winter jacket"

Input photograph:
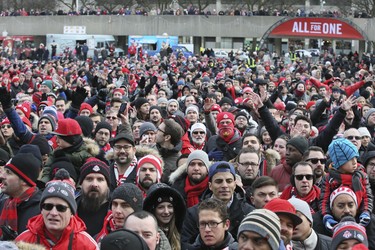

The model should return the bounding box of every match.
[16,214,98,250]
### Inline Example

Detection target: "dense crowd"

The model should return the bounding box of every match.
[0,48,373,249]
[0,6,370,18]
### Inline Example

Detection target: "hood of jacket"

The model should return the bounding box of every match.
[168,162,188,185]
[26,214,87,237]
[83,137,100,157]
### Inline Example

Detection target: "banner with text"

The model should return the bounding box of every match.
[269,18,364,40]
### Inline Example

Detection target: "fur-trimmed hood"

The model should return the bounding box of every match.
[264,148,281,174]
[83,137,100,157]
[169,162,188,185]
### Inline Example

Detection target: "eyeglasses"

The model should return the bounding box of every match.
[1,125,11,129]
[114,145,133,151]
[238,162,259,168]
[294,174,314,181]
[346,136,361,141]
[106,116,118,120]
[198,220,224,229]
[191,92,198,95]
[193,131,205,135]
[42,203,69,212]
[306,158,326,164]
[157,128,165,134]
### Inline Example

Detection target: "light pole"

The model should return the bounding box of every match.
[320,0,325,15]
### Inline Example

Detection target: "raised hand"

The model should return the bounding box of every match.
[0,87,12,110]
[203,97,215,112]
[340,95,357,111]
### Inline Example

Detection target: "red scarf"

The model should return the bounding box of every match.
[0,186,37,235]
[184,177,209,208]
[280,185,321,205]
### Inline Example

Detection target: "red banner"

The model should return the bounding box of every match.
[270,18,364,40]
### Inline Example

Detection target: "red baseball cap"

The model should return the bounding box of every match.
[51,118,82,136]
[264,198,303,227]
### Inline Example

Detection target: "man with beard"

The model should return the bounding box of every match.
[270,136,308,191]
[149,106,163,128]
[76,157,111,237]
[169,150,210,208]
[236,147,260,192]
[303,146,327,187]
[190,123,207,151]
[264,198,303,248]
[235,110,257,136]
[136,155,163,197]
[108,133,138,190]
[93,121,112,155]
[206,112,242,162]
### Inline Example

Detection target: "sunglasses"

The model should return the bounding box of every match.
[193,131,205,135]
[295,174,314,181]
[42,203,69,212]
[1,125,11,129]
[346,136,361,141]
[306,158,326,164]
[106,116,117,120]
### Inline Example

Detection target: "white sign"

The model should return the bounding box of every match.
[63,26,86,35]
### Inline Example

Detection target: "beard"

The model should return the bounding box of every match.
[192,137,204,145]
[140,178,156,189]
[81,188,109,212]
[188,174,207,185]
[314,167,324,178]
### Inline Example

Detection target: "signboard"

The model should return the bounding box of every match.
[269,18,364,40]
[63,26,86,35]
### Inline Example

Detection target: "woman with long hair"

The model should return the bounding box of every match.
[143,183,186,250]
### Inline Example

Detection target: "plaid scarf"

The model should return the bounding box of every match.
[184,176,209,208]
[0,186,37,235]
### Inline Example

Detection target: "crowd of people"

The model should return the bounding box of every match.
[0,47,373,249]
[0,5,370,18]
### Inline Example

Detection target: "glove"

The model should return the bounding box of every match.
[323,214,338,232]
[71,86,88,109]
[208,150,224,161]
[0,225,18,240]
[0,87,12,110]
[138,76,146,89]
[359,212,371,227]
[97,88,109,102]
[41,93,48,101]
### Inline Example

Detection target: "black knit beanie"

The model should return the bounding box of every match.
[111,183,143,212]
[75,115,94,137]
[94,121,112,136]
